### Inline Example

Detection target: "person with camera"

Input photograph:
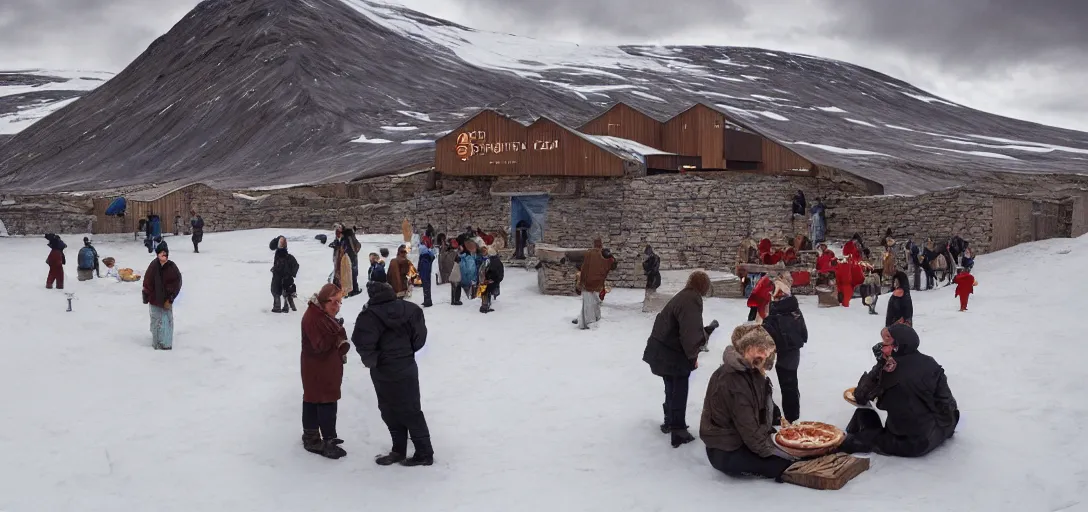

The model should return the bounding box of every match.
[642,271,719,448]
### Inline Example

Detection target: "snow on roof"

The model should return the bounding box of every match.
[125,181,202,202]
[582,135,674,158]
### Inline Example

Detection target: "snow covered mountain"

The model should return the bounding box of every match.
[0,70,113,139]
[1,0,1086,194]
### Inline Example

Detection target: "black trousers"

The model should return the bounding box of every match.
[662,373,691,429]
[846,408,953,458]
[775,366,800,423]
[302,401,338,440]
[451,282,462,303]
[923,267,936,290]
[372,366,433,456]
[421,272,432,306]
[706,447,793,480]
[747,307,759,322]
[351,265,360,295]
[912,264,922,291]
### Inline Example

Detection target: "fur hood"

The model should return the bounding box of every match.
[726,323,777,371]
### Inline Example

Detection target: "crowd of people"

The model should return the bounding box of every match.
[643,266,961,482]
[36,214,972,479]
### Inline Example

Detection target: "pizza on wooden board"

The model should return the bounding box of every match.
[775,421,845,451]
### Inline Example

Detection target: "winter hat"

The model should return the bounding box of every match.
[155,241,169,256]
[83,236,91,244]
[366,280,394,299]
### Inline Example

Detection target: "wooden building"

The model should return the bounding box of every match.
[91,182,210,234]
[578,102,663,149]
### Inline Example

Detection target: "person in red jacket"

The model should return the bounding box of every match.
[834,258,857,307]
[953,268,977,311]
[843,240,861,262]
[747,274,774,321]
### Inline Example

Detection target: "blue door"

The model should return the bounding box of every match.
[511,195,548,243]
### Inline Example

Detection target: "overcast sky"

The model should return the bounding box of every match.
[2,0,1086,131]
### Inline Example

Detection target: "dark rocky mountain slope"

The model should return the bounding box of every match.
[1,0,1086,194]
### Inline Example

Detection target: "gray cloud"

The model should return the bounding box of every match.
[0,0,197,70]
[1,0,1086,131]
[818,0,1088,73]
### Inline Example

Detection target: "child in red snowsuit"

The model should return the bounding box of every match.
[834,258,863,307]
[953,269,977,311]
[747,275,773,321]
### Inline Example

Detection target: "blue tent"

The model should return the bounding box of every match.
[511,195,548,243]
[105,197,126,216]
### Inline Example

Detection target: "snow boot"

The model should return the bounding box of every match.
[273,296,283,313]
[660,404,670,434]
[837,434,872,455]
[302,429,324,455]
[375,451,406,466]
[401,453,434,467]
[321,439,347,459]
[670,428,695,448]
[288,297,298,312]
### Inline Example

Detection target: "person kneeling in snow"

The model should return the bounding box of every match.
[840,324,959,457]
[701,324,797,481]
[353,281,434,467]
[300,284,351,459]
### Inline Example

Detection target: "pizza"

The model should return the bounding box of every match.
[775,421,845,451]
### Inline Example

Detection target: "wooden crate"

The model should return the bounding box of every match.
[782,454,870,490]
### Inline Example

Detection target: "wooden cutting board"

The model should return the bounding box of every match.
[781,453,870,490]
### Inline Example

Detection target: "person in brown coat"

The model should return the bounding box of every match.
[300,283,351,459]
[142,242,182,350]
[700,324,797,481]
[574,238,615,329]
[387,247,411,298]
[642,271,718,447]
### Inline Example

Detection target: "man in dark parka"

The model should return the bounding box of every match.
[642,271,717,448]
[353,281,434,467]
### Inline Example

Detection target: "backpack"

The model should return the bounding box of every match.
[78,247,96,270]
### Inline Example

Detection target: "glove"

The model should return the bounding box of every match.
[336,317,344,326]
[704,320,720,335]
[164,300,172,310]
[871,342,883,361]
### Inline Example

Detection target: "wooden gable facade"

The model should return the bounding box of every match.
[578,103,663,149]
[434,111,628,177]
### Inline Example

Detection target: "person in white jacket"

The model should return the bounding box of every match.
[103,257,122,282]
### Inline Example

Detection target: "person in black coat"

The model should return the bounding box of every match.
[270,236,300,313]
[479,248,504,314]
[643,245,661,293]
[908,239,922,291]
[353,281,433,467]
[921,240,939,290]
[840,324,959,457]
[642,271,718,448]
[341,228,361,297]
[514,220,530,259]
[759,295,808,423]
[791,190,807,217]
[886,271,914,327]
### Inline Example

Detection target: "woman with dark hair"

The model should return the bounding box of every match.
[885,271,913,326]
[642,271,719,448]
[840,324,959,457]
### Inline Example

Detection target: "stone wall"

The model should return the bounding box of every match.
[830,191,997,254]
[0,194,95,235]
[189,173,509,239]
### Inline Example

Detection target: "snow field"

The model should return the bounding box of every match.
[0,229,1085,511]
